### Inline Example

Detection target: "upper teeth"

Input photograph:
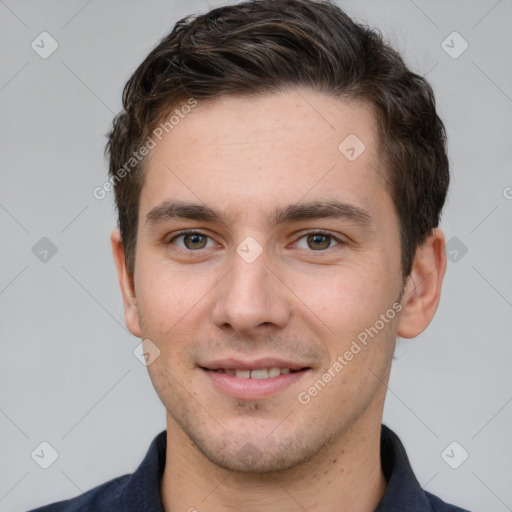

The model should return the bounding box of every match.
[219,367,292,379]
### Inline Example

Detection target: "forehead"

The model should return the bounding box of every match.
[158,89,380,153]
[140,88,390,226]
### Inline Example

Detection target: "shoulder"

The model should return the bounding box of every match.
[26,474,130,512]
[425,490,472,512]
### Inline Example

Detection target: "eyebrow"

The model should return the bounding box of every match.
[145,200,373,230]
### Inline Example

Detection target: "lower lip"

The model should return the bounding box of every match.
[202,369,309,400]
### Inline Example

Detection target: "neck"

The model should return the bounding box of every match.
[160,411,387,512]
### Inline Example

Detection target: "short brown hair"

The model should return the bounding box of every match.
[105,0,449,279]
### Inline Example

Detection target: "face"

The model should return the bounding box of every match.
[122,88,408,472]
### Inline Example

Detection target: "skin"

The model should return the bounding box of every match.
[112,87,446,512]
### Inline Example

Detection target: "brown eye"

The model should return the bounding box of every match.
[169,232,214,250]
[294,232,342,251]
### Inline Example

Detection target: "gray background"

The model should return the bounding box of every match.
[1,0,511,511]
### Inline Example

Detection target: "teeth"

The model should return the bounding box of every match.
[250,369,268,379]
[225,367,294,379]
[268,367,281,378]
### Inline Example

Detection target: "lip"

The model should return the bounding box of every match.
[200,357,309,372]
[200,361,311,400]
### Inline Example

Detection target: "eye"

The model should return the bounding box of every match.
[294,232,343,251]
[168,231,216,251]
[166,230,344,252]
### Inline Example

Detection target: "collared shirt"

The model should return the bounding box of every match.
[27,424,471,512]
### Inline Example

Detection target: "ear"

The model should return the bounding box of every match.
[397,228,447,339]
[111,228,142,338]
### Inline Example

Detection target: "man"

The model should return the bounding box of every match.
[29,0,471,510]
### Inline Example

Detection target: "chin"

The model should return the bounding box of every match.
[185,422,332,474]
[203,443,313,473]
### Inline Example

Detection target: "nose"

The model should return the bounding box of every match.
[211,249,292,335]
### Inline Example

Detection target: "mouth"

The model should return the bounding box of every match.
[199,359,312,400]
[205,367,305,379]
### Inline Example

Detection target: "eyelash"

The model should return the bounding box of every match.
[166,230,345,252]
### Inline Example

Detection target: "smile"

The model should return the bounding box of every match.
[201,365,311,400]
[211,367,297,379]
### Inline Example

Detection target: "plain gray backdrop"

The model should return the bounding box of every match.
[1,1,511,511]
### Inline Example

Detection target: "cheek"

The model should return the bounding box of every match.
[291,259,392,333]
[134,262,217,373]
[135,260,208,329]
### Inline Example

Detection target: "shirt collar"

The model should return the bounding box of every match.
[375,424,434,511]
[117,430,167,511]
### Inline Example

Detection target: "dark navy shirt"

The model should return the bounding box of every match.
[28,424,470,512]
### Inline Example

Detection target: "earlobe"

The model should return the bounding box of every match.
[397,228,447,339]
[110,228,142,338]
